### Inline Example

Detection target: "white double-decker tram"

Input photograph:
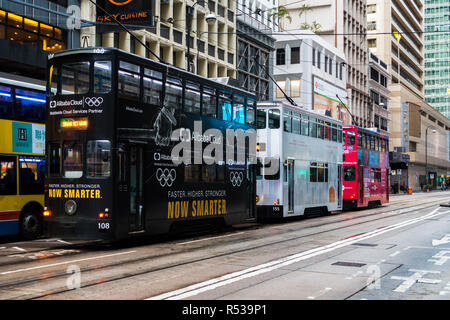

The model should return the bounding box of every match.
[255,102,343,220]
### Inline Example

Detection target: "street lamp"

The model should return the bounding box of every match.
[425,125,437,187]
[186,1,217,73]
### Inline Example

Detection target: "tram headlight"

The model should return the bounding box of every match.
[64,200,77,216]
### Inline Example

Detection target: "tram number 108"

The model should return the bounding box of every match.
[98,222,110,231]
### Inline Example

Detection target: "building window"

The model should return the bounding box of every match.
[368,38,376,48]
[367,21,376,31]
[291,47,300,64]
[276,81,286,99]
[276,48,285,65]
[367,4,376,14]
[325,56,328,72]
[312,48,316,66]
[290,80,300,97]
[317,51,321,69]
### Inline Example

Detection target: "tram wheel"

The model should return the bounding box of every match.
[20,209,43,240]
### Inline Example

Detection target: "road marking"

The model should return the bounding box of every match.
[389,251,401,257]
[391,269,441,293]
[428,250,450,266]
[147,207,449,300]
[439,282,450,296]
[12,247,26,252]
[432,234,450,246]
[0,251,137,276]
[177,232,245,245]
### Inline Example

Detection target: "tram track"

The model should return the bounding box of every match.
[0,193,447,300]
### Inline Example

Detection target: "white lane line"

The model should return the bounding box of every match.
[177,232,245,245]
[0,251,137,276]
[0,247,6,250]
[12,247,26,252]
[147,207,449,300]
[389,250,401,257]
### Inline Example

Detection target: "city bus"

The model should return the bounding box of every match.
[0,75,46,239]
[255,102,343,220]
[342,126,389,209]
[44,48,257,241]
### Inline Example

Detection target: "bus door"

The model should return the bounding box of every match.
[287,159,295,213]
[118,142,145,233]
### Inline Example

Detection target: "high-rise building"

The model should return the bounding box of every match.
[424,0,450,119]
[278,0,371,127]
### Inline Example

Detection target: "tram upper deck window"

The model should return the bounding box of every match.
[344,165,356,181]
[202,87,217,118]
[331,123,337,142]
[165,77,183,112]
[143,69,162,105]
[301,114,309,136]
[94,61,112,94]
[185,81,201,114]
[233,95,245,124]
[63,142,83,178]
[346,131,355,145]
[118,61,140,99]
[61,62,90,95]
[268,109,280,129]
[309,117,317,138]
[283,110,292,133]
[246,99,256,126]
[256,109,266,129]
[292,112,301,134]
[0,85,13,119]
[87,140,111,178]
[337,125,342,143]
[218,91,232,121]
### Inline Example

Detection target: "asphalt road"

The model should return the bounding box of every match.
[0,191,449,300]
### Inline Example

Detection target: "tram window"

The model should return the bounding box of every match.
[318,164,325,182]
[380,139,385,152]
[246,99,256,125]
[94,61,112,94]
[185,82,201,114]
[233,95,245,124]
[264,160,280,180]
[310,163,317,182]
[63,142,83,179]
[283,110,292,133]
[331,124,337,142]
[19,156,45,195]
[337,126,342,143]
[120,61,140,73]
[184,164,201,182]
[15,89,46,123]
[144,69,163,79]
[218,93,232,121]
[203,89,217,118]
[87,140,111,178]
[61,62,90,95]
[165,78,183,112]
[362,134,367,149]
[256,109,266,129]
[309,118,317,138]
[301,114,309,136]
[143,76,162,105]
[268,109,280,129]
[325,163,329,182]
[292,112,301,135]
[369,136,375,150]
[48,65,58,96]
[0,156,16,195]
[346,131,355,145]
[217,163,225,182]
[48,143,61,177]
[202,165,216,182]
[324,122,331,140]
[118,69,140,99]
[344,165,356,181]
[256,159,263,180]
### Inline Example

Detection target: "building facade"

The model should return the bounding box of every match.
[273,31,348,123]
[278,0,371,127]
[424,0,450,119]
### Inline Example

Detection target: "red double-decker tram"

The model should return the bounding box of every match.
[342,126,389,209]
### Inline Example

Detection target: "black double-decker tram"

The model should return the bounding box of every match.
[44,48,257,241]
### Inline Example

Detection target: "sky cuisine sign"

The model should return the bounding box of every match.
[96,0,154,31]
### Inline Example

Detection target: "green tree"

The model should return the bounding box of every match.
[270,5,292,30]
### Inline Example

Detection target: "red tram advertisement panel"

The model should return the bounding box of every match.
[342,126,389,209]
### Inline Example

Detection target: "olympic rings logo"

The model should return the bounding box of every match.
[230,171,244,187]
[156,168,176,187]
[84,97,104,107]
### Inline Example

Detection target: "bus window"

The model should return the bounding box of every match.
[202,88,217,118]
[94,61,112,94]
[87,140,111,178]
[15,89,46,123]
[165,77,183,112]
[185,82,201,114]
[301,114,309,136]
[61,62,90,94]
[19,156,45,194]
[246,99,256,125]
[283,109,292,133]
[218,92,232,121]
[309,117,317,138]
[346,131,355,145]
[344,165,356,181]
[268,109,280,129]
[256,109,266,129]
[0,155,16,195]
[292,112,301,135]
[233,95,245,124]
[63,142,83,178]
[48,143,61,177]
[0,85,14,119]
[118,62,140,99]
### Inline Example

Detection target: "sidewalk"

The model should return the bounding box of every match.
[389,189,450,197]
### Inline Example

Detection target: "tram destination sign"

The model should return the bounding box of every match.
[96,0,155,32]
